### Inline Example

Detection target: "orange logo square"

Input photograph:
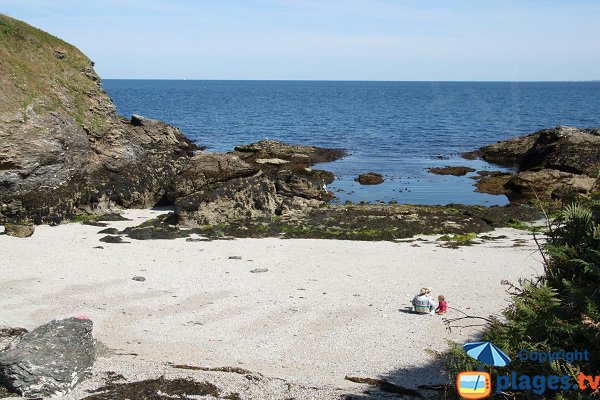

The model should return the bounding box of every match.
[456,371,492,399]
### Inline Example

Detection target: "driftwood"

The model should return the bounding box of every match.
[170,364,254,375]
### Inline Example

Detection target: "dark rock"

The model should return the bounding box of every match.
[463,132,540,166]
[311,169,335,184]
[472,172,513,195]
[357,172,384,185]
[4,223,34,238]
[132,276,146,282]
[167,153,258,202]
[0,327,27,352]
[81,377,221,400]
[233,140,345,165]
[120,215,191,240]
[464,126,600,202]
[97,228,118,234]
[475,170,510,177]
[0,317,95,397]
[506,169,597,199]
[53,49,66,59]
[99,235,128,244]
[427,166,476,176]
[518,126,600,175]
[82,221,108,227]
[95,213,130,222]
[175,166,327,226]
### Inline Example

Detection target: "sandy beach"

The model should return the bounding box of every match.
[0,208,544,398]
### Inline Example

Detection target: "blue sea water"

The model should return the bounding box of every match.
[102,80,600,206]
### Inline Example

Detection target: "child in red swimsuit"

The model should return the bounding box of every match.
[436,295,447,315]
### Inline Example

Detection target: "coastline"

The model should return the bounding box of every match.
[0,208,544,397]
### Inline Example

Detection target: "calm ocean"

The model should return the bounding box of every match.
[102,80,600,206]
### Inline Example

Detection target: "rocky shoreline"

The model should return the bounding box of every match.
[1,14,599,399]
[463,125,599,204]
[4,16,598,242]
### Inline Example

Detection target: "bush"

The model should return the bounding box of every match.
[443,203,600,399]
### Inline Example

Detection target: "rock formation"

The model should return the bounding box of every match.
[0,15,195,225]
[427,166,476,176]
[357,172,384,185]
[171,145,341,226]
[0,15,342,228]
[0,317,95,397]
[465,126,600,202]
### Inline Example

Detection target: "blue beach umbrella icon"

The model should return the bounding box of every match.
[463,341,511,367]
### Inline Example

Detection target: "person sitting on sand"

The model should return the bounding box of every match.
[436,295,447,315]
[412,288,437,314]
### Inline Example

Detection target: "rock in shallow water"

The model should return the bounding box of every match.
[0,317,95,398]
[357,172,384,185]
[427,166,475,176]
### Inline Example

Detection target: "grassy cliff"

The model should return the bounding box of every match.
[0,13,112,131]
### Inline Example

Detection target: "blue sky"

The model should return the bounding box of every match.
[1,0,599,80]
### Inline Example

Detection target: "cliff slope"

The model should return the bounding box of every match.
[0,14,195,224]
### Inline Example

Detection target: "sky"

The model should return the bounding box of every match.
[1,0,599,81]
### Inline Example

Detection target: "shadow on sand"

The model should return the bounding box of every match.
[342,307,454,400]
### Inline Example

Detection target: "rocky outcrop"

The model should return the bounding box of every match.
[0,15,195,225]
[0,317,95,397]
[506,169,597,198]
[357,172,384,185]
[463,133,540,166]
[471,171,513,195]
[233,140,345,166]
[518,126,600,175]
[464,126,600,201]
[0,15,343,228]
[427,166,475,176]
[172,152,336,226]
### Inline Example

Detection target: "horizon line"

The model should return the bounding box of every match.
[101,78,600,83]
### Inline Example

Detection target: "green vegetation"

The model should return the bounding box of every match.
[507,219,544,233]
[443,203,600,398]
[437,232,477,242]
[71,214,105,223]
[0,14,110,131]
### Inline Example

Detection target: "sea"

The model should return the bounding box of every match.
[102,80,600,206]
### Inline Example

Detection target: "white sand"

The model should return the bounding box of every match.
[0,209,544,397]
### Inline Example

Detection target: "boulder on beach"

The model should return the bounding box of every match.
[357,172,384,185]
[0,317,95,398]
[3,223,35,238]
